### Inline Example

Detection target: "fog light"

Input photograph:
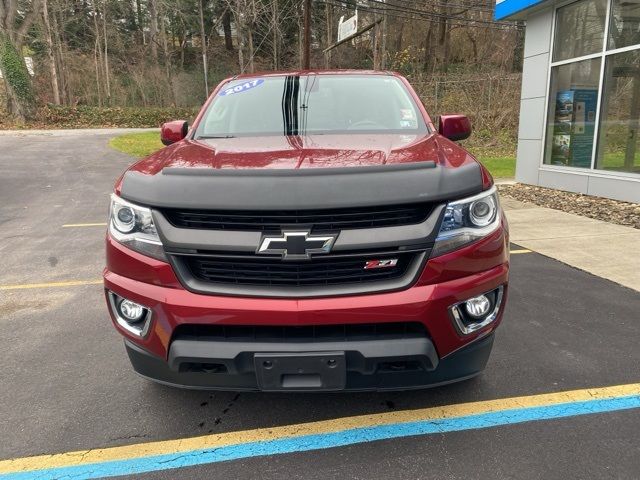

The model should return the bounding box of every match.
[464,295,491,319]
[118,299,145,322]
[107,291,152,337]
[449,286,504,336]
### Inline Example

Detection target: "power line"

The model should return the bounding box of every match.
[316,0,522,30]
[323,0,494,17]
[362,0,518,28]
[379,0,495,14]
[318,0,519,28]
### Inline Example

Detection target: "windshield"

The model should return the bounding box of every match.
[194,74,428,138]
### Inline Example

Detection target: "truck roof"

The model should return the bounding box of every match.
[230,69,399,80]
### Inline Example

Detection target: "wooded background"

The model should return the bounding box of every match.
[0,0,524,149]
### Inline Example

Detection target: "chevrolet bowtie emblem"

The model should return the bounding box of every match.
[257,231,337,260]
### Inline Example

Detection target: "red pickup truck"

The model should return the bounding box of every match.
[104,70,509,391]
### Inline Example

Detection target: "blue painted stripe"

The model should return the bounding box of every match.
[3,395,639,480]
[494,0,546,20]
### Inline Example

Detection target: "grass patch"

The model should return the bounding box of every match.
[108,132,517,178]
[479,156,516,178]
[598,151,640,173]
[109,131,163,158]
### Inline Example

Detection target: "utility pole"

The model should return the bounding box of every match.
[381,1,387,69]
[324,2,332,69]
[303,0,311,69]
[198,0,209,100]
[272,0,279,69]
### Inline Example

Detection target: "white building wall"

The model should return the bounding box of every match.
[515,8,553,186]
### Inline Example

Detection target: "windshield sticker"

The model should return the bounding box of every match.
[219,79,264,96]
[400,109,415,120]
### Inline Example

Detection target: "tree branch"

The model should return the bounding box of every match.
[15,0,43,48]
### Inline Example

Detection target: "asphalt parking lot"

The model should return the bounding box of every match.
[1,131,640,479]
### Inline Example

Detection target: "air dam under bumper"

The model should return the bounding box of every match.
[124,333,494,392]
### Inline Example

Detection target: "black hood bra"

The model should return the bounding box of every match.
[119,161,483,210]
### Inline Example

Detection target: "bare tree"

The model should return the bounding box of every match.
[149,0,159,61]
[42,0,60,104]
[158,0,176,105]
[225,0,269,73]
[198,0,208,98]
[271,0,278,69]
[89,0,103,105]
[222,9,233,50]
[101,0,111,103]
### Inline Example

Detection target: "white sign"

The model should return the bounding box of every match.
[24,57,34,76]
[337,12,358,42]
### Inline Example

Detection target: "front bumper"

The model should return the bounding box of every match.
[104,218,509,391]
[124,333,494,391]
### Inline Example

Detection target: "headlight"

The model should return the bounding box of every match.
[432,186,501,257]
[109,194,166,261]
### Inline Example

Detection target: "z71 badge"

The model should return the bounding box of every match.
[364,259,399,270]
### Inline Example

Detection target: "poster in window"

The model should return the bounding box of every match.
[551,89,597,167]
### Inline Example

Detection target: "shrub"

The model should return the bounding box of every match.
[0,105,200,129]
[39,105,200,128]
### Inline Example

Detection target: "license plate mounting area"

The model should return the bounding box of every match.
[254,352,346,391]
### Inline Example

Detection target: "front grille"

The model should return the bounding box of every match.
[185,253,415,287]
[162,204,432,232]
[173,322,428,343]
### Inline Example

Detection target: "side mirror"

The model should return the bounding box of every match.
[438,115,471,141]
[161,120,188,146]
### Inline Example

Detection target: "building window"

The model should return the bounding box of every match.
[544,0,640,175]
[545,59,601,167]
[553,0,607,62]
[608,0,640,50]
[596,50,640,173]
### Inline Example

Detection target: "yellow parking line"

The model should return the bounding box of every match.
[510,249,532,254]
[0,279,103,291]
[62,223,107,228]
[0,382,638,475]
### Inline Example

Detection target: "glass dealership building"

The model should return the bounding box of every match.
[496,0,640,202]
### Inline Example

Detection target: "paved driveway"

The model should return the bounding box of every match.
[1,131,639,479]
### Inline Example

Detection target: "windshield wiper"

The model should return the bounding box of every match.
[195,135,236,139]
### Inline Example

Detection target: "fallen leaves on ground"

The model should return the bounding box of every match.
[498,184,640,229]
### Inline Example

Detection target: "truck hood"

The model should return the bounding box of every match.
[127,133,477,176]
[117,132,485,211]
